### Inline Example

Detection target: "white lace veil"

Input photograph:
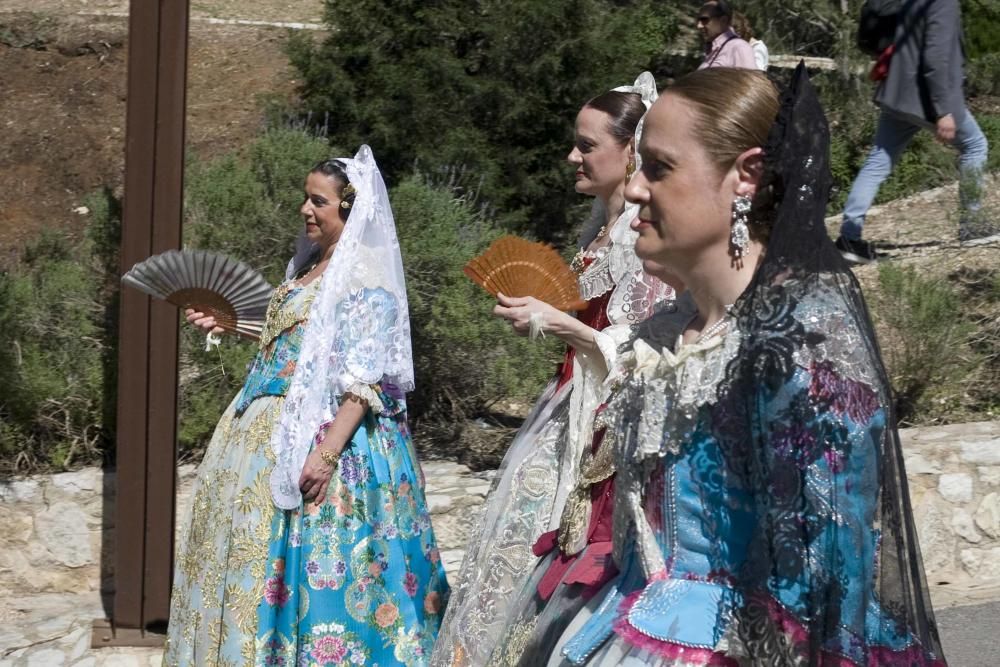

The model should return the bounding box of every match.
[269,145,414,510]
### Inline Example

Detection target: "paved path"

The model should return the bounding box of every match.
[938,601,1000,666]
[3,587,995,665]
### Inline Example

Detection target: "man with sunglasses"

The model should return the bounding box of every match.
[696,0,756,70]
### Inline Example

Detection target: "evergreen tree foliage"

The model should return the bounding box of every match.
[286,0,678,242]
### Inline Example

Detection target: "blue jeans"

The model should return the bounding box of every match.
[840,108,989,240]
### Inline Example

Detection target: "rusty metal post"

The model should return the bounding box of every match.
[93,0,189,648]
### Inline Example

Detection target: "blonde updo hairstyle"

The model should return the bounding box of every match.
[665,68,780,242]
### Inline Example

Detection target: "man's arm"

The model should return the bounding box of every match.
[922,0,961,122]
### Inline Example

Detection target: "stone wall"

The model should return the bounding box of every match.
[904,422,1000,585]
[0,461,492,599]
[1,422,998,602]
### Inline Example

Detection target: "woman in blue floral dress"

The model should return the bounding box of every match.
[165,145,448,666]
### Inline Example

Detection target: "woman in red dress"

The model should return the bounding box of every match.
[431,72,674,667]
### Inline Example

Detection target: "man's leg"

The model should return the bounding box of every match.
[953,109,990,236]
[840,111,920,241]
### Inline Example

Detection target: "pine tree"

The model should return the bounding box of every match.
[287,0,677,241]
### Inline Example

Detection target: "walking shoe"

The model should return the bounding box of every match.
[959,224,1000,247]
[835,236,877,264]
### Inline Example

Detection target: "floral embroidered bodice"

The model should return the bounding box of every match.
[235,279,319,415]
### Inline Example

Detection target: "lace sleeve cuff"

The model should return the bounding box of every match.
[576,329,622,382]
[342,382,385,415]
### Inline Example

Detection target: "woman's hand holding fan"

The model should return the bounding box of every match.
[185,309,225,336]
[463,235,585,311]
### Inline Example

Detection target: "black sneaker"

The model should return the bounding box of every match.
[835,236,877,264]
[959,223,1000,247]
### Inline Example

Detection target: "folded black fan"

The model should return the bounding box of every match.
[121,249,273,340]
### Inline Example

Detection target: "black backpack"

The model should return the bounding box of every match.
[857,0,902,56]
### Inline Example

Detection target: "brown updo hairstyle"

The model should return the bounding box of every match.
[583,90,646,147]
[310,158,356,223]
[665,68,779,241]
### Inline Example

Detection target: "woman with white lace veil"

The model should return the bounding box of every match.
[431,73,675,667]
[552,66,947,666]
[166,146,449,666]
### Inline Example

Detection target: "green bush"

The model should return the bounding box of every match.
[286,0,677,242]
[976,113,1000,173]
[962,0,1000,61]
[392,174,558,425]
[874,263,978,423]
[0,231,109,471]
[736,0,858,58]
[967,52,1000,96]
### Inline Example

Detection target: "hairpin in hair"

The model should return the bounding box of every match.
[340,183,357,209]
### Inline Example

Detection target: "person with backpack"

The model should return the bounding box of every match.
[836,0,992,264]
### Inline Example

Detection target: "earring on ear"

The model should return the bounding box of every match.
[625,159,637,182]
[730,195,752,258]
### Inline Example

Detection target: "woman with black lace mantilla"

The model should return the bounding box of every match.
[547,66,947,666]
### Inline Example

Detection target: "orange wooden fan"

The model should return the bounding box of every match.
[464,235,586,311]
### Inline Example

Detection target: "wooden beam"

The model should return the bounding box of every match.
[94,0,188,645]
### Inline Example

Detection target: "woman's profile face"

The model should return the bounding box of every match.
[300,171,347,249]
[626,93,734,266]
[566,106,631,200]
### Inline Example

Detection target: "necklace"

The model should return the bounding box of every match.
[298,258,329,286]
[691,305,734,344]
[570,221,613,275]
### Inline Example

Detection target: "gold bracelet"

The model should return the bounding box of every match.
[319,448,339,468]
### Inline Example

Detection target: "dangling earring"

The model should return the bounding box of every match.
[730,195,752,258]
[625,159,636,182]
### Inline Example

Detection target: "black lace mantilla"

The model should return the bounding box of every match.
[712,64,946,665]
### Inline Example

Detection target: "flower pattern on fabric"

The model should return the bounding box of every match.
[255,383,447,666]
[235,282,314,415]
[302,622,369,666]
[560,278,945,666]
[166,278,447,667]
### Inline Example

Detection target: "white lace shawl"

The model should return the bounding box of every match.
[561,206,676,537]
[269,145,414,510]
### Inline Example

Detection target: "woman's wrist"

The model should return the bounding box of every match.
[543,309,577,337]
[550,312,593,341]
[318,445,340,469]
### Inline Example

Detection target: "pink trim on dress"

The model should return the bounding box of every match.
[611,582,946,666]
